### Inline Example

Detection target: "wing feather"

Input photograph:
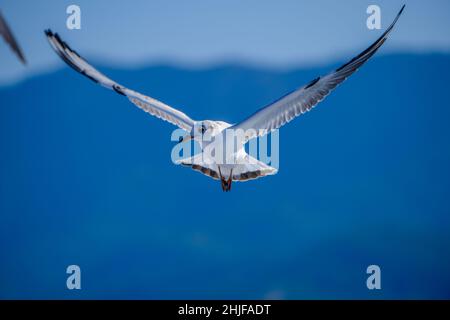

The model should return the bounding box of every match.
[231,5,405,142]
[0,10,26,64]
[45,30,195,132]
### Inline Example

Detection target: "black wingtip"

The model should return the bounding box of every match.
[44,29,62,46]
[386,5,405,34]
[54,32,62,43]
[393,5,405,24]
[19,55,27,65]
[335,5,405,73]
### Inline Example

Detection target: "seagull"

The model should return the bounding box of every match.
[45,5,404,192]
[0,10,26,64]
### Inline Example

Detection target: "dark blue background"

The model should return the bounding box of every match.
[1,53,450,299]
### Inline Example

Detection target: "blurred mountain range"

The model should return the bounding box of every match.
[1,53,450,299]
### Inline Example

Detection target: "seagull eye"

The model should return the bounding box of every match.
[200,125,207,134]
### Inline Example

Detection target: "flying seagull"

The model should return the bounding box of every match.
[0,10,26,64]
[45,5,404,191]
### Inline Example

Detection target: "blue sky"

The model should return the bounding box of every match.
[1,0,450,85]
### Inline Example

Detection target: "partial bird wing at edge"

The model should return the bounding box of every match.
[230,5,405,142]
[45,30,195,132]
[0,10,26,64]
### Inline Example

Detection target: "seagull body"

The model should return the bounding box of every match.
[45,6,404,191]
[0,10,26,64]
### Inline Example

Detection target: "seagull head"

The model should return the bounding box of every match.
[180,120,215,143]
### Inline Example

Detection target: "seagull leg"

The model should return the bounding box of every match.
[227,169,233,192]
[218,166,233,192]
[218,166,226,192]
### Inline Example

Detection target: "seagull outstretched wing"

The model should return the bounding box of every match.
[231,5,405,142]
[0,10,26,64]
[45,30,195,132]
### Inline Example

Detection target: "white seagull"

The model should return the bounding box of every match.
[0,10,26,64]
[45,6,404,191]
